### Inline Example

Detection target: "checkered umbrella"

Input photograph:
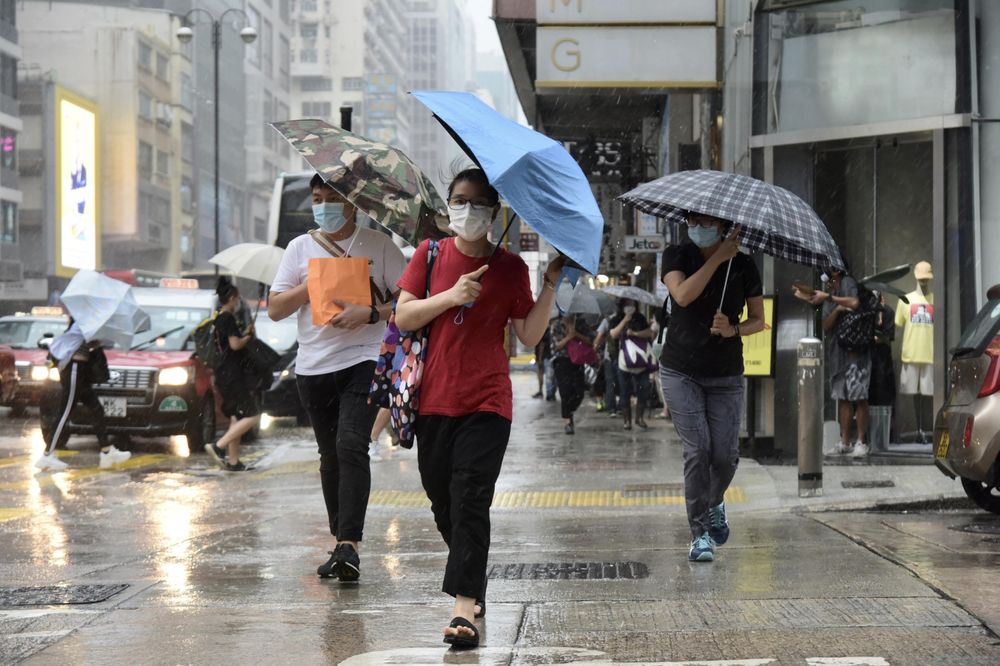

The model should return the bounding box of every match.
[619,170,845,271]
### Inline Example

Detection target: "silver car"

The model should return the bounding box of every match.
[935,299,1000,514]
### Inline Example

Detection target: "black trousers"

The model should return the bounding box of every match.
[44,360,108,454]
[553,357,585,419]
[296,361,378,542]
[415,412,510,600]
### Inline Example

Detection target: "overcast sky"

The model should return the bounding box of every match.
[468,0,502,56]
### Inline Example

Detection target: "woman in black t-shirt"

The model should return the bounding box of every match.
[660,214,764,564]
[205,278,260,471]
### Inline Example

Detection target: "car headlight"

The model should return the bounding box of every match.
[158,366,190,386]
[30,365,50,382]
[47,367,60,382]
[279,368,291,379]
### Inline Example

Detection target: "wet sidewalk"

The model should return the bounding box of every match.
[0,375,995,665]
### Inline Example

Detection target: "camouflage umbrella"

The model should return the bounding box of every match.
[270,119,449,246]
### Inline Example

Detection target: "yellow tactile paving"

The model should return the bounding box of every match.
[367,487,745,509]
[0,507,33,523]
[0,451,79,469]
[0,454,171,492]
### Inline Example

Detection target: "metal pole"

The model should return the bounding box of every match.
[213,20,221,275]
[797,337,824,497]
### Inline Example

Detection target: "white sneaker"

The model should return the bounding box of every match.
[851,442,871,458]
[100,446,132,469]
[829,442,853,456]
[368,440,384,463]
[35,453,69,472]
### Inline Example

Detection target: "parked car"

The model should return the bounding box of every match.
[934,298,1000,514]
[256,312,304,425]
[39,286,226,449]
[0,309,70,414]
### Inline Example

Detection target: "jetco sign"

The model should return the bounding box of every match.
[535,0,719,90]
[623,236,665,253]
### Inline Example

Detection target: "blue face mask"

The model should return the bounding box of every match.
[688,225,721,248]
[312,202,348,233]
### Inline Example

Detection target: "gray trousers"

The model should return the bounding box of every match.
[660,368,744,539]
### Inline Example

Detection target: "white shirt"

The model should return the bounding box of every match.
[270,227,406,376]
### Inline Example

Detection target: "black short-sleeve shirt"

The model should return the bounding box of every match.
[214,311,246,382]
[660,243,763,377]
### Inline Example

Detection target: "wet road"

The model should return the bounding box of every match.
[2,375,999,665]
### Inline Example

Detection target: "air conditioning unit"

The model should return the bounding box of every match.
[0,259,23,282]
[156,102,173,127]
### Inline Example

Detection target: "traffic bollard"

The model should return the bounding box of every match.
[797,337,824,497]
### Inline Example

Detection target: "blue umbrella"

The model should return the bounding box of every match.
[411,91,604,275]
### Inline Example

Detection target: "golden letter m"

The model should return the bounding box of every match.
[550,0,582,11]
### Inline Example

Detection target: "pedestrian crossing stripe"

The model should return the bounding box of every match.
[0,507,32,523]
[367,487,745,509]
[0,454,171,492]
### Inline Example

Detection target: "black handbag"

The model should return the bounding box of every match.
[241,338,281,391]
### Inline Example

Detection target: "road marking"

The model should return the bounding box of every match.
[0,454,171,491]
[341,650,887,666]
[806,660,888,666]
[0,508,33,523]
[0,451,79,468]
[367,487,745,509]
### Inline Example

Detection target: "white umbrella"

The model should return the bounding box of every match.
[602,285,662,307]
[553,280,616,317]
[60,270,150,349]
[209,243,286,285]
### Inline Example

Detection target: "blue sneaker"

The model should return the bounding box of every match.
[688,533,716,562]
[708,502,730,545]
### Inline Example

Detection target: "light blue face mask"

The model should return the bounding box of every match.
[688,225,721,248]
[312,202,348,233]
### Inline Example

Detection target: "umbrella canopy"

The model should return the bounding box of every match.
[270,119,449,246]
[210,243,286,285]
[602,285,661,307]
[411,91,604,274]
[553,280,616,317]
[619,170,844,271]
[61,270,150,349]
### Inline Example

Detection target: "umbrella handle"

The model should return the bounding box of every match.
[485,213,517,268]
[719,258,733,312]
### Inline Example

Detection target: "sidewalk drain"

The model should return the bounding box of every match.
[841,480,895,489]
[487,561,648,580]
[621,483,685,497]
[0,584,128,607]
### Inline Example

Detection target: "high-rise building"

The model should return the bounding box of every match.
[244,0,295,245]
[0,0,29,304]
[18,2,194,280]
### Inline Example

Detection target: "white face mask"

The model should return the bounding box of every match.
[623,305,636,316]
[448,204,493,242]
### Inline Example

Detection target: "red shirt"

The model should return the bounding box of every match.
[397,238,534,420]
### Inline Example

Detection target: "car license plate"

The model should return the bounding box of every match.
[99,397,127,418]
[936,431,950,459]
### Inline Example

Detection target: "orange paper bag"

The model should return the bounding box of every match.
[307,257,372,325]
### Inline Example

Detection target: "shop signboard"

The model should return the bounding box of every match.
[536,0,714,24]
[54,86,100,277]
[623,235,665,254]
[364,73,398,145]
[741,297,775,377]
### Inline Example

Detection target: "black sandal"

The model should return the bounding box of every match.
[443,616,479,649]
[474,599,486,619]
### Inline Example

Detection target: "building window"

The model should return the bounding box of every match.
[300,23,317,40]
[156,52,169,80]
[0,127,14,170]
[300,76,332,91]
[299,48,317,63]
[181,122,194,164]
[302,0,317,11]
[279,0,290,22]
[254,217,267,240]
[276,102,290,157]
[0,54,16,100]
[279,35,290,87]
[181,176,193,213]
[138,41,153,70]
[248,6,262,67]
[342,77,363,91]
[0,201,15,244]
[138,142,153,179]
[156,149,169,176]
[263,90,274,149]
[138,90,153,120]
[262,19,273,76]
[180,73,193,110]
[301,101,331,118]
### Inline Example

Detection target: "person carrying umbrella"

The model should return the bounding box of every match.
[660,215,764,562]
[609,298,655,431]
[549,312,593,434]
[36,319,131,472]
[394,168,563,649]
[268,173,406,582]
[203,278,259,472]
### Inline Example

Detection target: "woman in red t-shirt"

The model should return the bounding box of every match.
[395,168,562,648]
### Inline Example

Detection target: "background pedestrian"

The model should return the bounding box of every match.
[550,313,591,434]
[660,215,763,563]
[610,298,654,430]
[593,314,620,417]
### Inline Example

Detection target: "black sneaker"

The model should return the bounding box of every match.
[333,543,360,582]
[204,442,226,467]
[317,551,338,578]
[223,460,247,472]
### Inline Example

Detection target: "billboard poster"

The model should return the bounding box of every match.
[55,88,99,277]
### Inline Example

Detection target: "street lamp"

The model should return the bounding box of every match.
[176,9,257,274]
